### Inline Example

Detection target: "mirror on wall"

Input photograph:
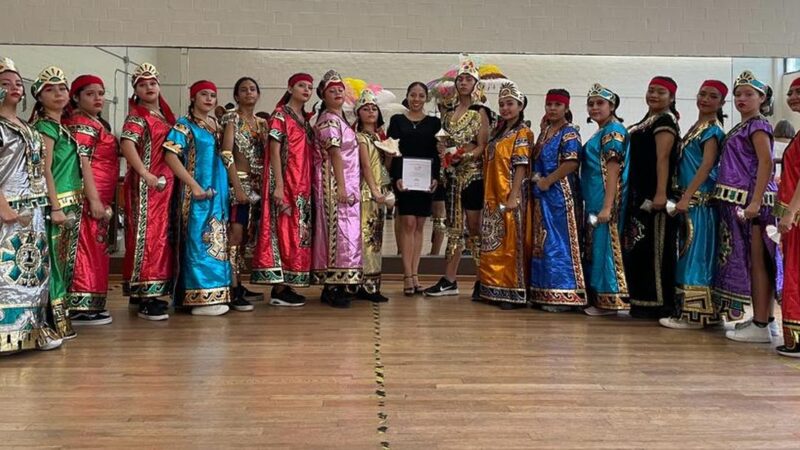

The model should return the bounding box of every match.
[2,44,798,260]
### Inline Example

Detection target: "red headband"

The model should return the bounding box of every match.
[288,73,313,88]
[700,79,729,98]
[545,93,570,106]
[189,80,217,98]
[649,77,677,96]
[791,77,800,90]
[70,74,104,98]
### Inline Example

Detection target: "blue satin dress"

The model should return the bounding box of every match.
[580,120,631,310]
[674,120,724,324]
[163,116,231,307]
[530,125,586,306]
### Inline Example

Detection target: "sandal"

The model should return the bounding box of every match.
[412,274,423,295]
[403,276,415,296]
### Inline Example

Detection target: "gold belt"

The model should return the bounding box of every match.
[57,189,83,208]
[713,184,775,207]
[673,189,714,206]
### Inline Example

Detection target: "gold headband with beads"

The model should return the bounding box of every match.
[734,70,768,95]
[498,81,525,104]
[355,88,378,112]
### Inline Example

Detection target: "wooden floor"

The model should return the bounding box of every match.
[3,278,800,449]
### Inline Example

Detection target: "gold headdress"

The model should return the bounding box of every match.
[355,88,378,112]
[734,70,768,95]
[587,83,616,103]
[132,62,160,87]
[31,66,68,97]
[498,81,525,104]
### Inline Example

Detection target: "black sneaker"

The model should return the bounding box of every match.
[357,288,389,303]
[70,312,113,326]
[777,345,800,358]
[271,286,306,307]
[471,281,481,301]
[330,293,352,309]
[137,300,169,321]
[231,296,255,312]
[423,277,459,297]
[241,285,264,301]
[499,302,525,311]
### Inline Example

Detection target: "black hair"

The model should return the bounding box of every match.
[491,97,527,141]
[233,77,260,103]
[586,94,623,124]
[761,85,774,117]
[716,108,727,125]
[546,89,573,123]
[255,111,270,121]
[401,81,429,109]
[69,85,111,132]
[355,105,385,132]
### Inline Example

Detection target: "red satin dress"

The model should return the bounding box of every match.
[779,134,800,349]
[121,106,175,298]
[65,112,120,312]
[251,105,314,287]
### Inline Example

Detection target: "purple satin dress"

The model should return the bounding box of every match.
[311,111,363,286]
[712,116,783,320]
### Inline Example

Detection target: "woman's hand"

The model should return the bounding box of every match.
[675,195,691,215]
[429,179,438,193]
[50,209,67,226]
[743,202,760,220]
[778,213,795,234]
[88,198,107,220]
[0,204,19,224]
[597,207,612,224]
[396,179,408,192]
[652,193,667,211]
[142,171,159,189]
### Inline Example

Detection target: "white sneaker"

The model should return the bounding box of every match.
[769,320,782,338]
[659,317,703,330]
[725,322,771,343]
[38,337,63,351]
[584,306,618,316]
[191,305,230,316]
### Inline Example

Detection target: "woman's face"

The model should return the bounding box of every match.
[406,85,427,112]
[545,100,568,123]
[235,79,259,107]
[38,83,69,112]
[456,74,477,97]
[787,84,800,113]
[289,80,313,103]
[324,84,345,109]
[134,78,160,105]
[587,97,613,123]
[0,72,24,107]
[76,83,105,116]
[193,89,218,115]
[696,86,724,117]
[646,84,672,112]
[733,85,763,116]
[358,103,379,126]
[498,97,522,122]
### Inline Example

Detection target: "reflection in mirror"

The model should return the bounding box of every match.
[1,45,798,263]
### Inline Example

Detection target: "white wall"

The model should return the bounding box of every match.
[2,45,795,142]
[2,0,799,58]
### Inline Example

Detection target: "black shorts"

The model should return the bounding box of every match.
[432,184,446,202]
[460,179,484,211]
[230,203,250,225]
